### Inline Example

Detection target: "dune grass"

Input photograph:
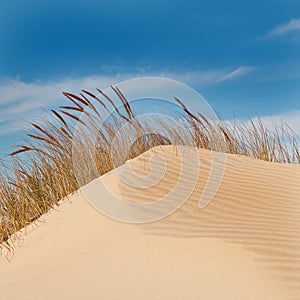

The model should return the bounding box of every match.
[0,86,299,250]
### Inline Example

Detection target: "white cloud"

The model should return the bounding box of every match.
[214,66,255,83]
[160,67,253,87]
[226,110,300,137]
[268,18,300,36]
[0,67,252,137]
[254,110,300,136]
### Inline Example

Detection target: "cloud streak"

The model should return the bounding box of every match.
[255,110,300,136]
[226,110,300,137]
[268,18,300,36]
[214,67,255,84]
[0,67,253,137]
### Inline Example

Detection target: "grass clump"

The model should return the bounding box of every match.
[0,86,299,250]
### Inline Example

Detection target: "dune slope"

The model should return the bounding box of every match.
[1,145,300,299]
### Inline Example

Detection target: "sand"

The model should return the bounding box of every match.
[1,145,300,299]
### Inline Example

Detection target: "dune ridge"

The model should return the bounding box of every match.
[1,145,300,299]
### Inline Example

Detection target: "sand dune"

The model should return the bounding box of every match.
[1,145,300,299]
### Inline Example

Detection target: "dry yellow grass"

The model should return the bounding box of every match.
[0,86,299,250]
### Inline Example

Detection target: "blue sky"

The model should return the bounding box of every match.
[0,0,300,156]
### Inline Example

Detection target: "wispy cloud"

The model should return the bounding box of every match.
[255,110,300,136]
[227,110,300,136]
[268,18,300,37]
[161,67,254,87]
[213,67,255,84]
[0,67,252,137]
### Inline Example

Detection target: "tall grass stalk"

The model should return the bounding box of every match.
[0,87,299,250]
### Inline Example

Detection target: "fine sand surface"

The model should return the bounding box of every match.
[1,145,300,299]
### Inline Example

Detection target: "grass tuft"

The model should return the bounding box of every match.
[0,87,299,250]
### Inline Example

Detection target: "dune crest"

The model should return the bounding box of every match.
[1,145,300,299]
